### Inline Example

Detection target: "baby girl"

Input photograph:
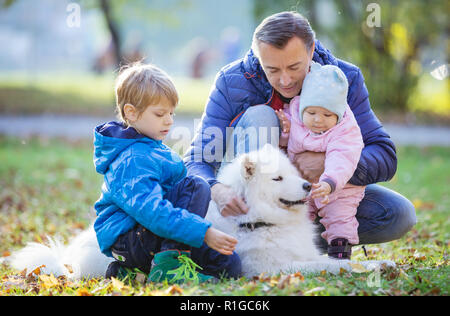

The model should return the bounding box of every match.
[276,62,365,259]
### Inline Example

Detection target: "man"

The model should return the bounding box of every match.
[184,11,416,256]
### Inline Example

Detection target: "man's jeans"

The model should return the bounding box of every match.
[225,105,417,251]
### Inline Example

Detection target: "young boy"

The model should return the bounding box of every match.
[93,63,241,283]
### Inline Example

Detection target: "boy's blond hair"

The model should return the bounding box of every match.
[115,62,178,124]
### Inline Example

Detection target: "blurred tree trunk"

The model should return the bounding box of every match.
[99,0,122,67]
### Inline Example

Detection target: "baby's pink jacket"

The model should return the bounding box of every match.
[280,96,365,244]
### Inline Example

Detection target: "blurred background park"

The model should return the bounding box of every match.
[0,0,449,296]
[0,0,448,122]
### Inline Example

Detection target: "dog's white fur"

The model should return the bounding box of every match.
[9,226,113,279]
[206,144,394,277]
[8,144,393,279]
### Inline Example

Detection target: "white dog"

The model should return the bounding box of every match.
[206,144,394,277]
[8,144,393,279]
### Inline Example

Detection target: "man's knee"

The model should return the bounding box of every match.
[381,187,417,239]
[357,185,417,244]
[230,105,281,156]
[240,105,279,129]
[392,197,417,238]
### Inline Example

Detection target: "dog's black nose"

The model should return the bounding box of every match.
[303,182,312,192]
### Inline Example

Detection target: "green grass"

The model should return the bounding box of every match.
[0,137,448,296]
[0,73,213,117]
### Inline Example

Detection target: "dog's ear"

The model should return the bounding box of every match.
[241,155,256,180]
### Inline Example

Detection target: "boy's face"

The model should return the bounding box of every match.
[302,106,338,134]
[126,97,175,140]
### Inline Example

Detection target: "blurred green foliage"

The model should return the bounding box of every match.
[252,0,449,117]
[0,73,212,116]
[0,0,447,119]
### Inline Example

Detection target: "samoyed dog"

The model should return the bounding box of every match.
[206,144,394,277]
[8,144,393,279]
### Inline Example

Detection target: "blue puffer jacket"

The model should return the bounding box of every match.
[93,121,211,256]
[184,40,397,187]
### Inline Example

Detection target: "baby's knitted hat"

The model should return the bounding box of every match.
[299,62,349,123]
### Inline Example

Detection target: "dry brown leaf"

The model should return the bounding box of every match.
[165,285,183,295]
[19,268,27,278]
[39,274,60,289]
[316,276,326,282]
[135,272,147,283]
[76,288,93,296]
[348,262,369,273]
[277,275,291,289]
[64,264,74,274]
[110,277,129,291]
[30,264,46,276]
[292,272,305,281]
[339,267,349,275]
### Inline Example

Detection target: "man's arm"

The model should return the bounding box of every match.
[183,71,233,187]
[347,68,397,186]
[183,70,250,216]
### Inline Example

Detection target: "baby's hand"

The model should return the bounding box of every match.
[204,227,238,256]
[311,182,331,204]
[275,109,291,134]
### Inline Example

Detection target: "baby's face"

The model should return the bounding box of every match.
[302,106,338,133]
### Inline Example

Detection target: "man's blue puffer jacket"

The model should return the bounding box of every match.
[93,122,211,256]
[183,40,397,187]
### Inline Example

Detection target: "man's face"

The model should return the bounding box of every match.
[257,36,314,99]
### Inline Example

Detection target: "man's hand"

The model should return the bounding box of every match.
[204,227,238,255]
[293,151,325,183]
[211,183,249,217]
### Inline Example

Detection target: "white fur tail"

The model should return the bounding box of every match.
[9,226,113,279]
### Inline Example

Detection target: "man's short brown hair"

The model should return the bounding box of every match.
[252,11,316,56]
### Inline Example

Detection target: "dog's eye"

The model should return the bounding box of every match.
[272,176,283,181]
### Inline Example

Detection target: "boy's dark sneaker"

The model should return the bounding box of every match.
[105,261,146,282]
[328,238,352,259]
[147,250,217,284]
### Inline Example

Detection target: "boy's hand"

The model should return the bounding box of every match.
[311,181,331,204]
[275,109,291,134]
[204,227,238,256]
